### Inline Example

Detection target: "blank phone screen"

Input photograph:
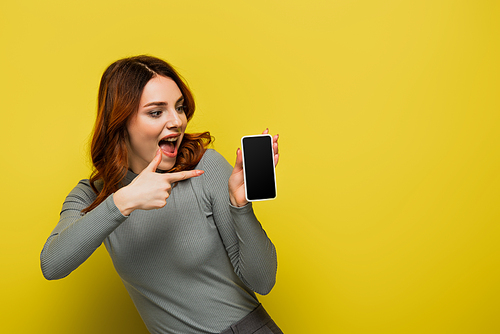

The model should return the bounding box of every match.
[242,135,276,201]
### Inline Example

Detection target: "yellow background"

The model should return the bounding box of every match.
[1,1,499,333]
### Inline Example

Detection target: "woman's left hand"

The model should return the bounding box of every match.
[229,129,279,207]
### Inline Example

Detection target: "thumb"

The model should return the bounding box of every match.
[233,148,243,172]
[144,149,162,173]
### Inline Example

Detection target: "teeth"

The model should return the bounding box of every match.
[164,137,177,142]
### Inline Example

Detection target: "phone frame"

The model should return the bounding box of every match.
[241,134,277,202]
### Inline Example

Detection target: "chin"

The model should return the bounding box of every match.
[159,159,176,171]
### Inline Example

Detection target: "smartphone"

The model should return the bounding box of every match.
[241,134,277,202]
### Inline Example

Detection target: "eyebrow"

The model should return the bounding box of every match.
[142,96,184,108]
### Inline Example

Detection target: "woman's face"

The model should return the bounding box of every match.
[126,75,188,173]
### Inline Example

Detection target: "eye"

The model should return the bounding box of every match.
[176,105,186,113]
[149,110,163,118]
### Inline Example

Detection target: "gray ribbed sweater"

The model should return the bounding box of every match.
[40,149,277,334]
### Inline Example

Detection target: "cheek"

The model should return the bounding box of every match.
[181,114,188,130]
[128,121,162,147]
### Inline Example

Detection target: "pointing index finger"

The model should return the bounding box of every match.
[166,169,204,183]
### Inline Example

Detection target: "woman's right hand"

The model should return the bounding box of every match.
[113,149,204,216]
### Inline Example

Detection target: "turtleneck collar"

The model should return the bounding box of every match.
[123,169,139,186]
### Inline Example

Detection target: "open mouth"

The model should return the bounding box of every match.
[159,135,179,156]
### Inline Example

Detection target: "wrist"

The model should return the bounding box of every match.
[113,187,136,216]
[229,194,248,208]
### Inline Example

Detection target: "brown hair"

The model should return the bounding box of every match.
[83,55,212,213]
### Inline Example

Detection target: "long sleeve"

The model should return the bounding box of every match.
[40,152,277,333]
[40,180,128,280]
[201,150,277,295]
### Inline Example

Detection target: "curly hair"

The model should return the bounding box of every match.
[83,55,212,213]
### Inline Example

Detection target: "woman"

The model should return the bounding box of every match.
[40,55,282,334]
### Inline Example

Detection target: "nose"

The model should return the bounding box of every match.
[166,109,182,129]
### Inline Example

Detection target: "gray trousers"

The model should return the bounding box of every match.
[220,304,283,334]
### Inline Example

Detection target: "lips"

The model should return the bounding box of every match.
[159,134,180,158]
